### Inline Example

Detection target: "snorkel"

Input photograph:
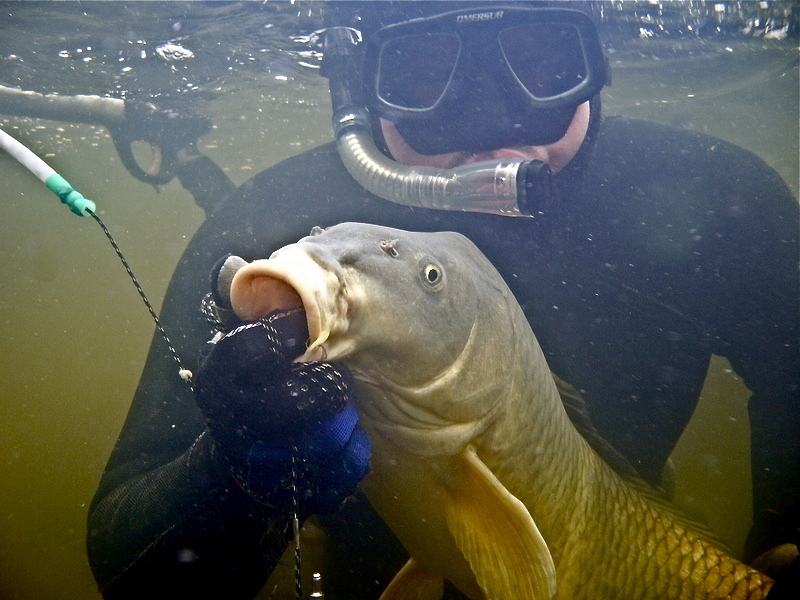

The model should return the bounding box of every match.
[322,25,552,217]
[321,2,608,217]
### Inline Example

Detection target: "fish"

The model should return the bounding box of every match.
[227,222,774,600]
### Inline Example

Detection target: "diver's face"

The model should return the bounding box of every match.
[364,7,606,171]
[380,100,590,174]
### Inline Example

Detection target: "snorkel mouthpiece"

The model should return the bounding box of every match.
[333,106,550,217]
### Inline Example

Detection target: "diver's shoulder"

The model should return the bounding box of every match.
[598,115,764,164]
[594,115,791,195]
[211,143,371,223]
[211,141,364,216]
[250,141,345,185]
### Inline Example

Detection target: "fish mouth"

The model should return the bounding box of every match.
[229,248,344,362]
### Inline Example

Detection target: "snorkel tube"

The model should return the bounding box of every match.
[323,27,551,217]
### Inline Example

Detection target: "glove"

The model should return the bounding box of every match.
[194,255,370,515]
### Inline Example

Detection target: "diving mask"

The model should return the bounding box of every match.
[365,6,607,155]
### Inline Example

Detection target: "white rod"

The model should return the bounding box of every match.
[0,127,56,182]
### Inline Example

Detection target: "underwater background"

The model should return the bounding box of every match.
[0,2,797,598]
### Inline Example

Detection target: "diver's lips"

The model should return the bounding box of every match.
[464,148,533,163]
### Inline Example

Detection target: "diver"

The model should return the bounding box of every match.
[87,2,799,599]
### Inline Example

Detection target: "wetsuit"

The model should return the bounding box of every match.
[87,116,799,599]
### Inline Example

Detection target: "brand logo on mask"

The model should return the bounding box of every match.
[456,10,504,24]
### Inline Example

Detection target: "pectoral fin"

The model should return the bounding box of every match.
[380,557,444,600]
[444,446,557,600]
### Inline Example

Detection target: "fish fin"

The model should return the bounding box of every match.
[444,446,556,600]
[380,557,444,600]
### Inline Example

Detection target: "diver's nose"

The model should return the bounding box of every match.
[443,47,522,149]
[450,46,513,111]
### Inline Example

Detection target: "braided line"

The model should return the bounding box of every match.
[87,208,193,388]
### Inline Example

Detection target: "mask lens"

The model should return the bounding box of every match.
[498,23,588,100]
[377,33,460,110]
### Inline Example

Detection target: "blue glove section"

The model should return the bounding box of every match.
[303,402,360,462]
[315,425,371,513]
[245,404,371,515]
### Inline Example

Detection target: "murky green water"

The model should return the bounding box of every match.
[0,2,797,599]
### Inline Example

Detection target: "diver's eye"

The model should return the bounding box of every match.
[422,263,443,288]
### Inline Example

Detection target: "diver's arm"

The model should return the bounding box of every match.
[88,367,368,599]
[85,322,264,599]
[88,431,287,600]
[703,150,799,560]
[84,196,308,598]
[87,279,369,599]
[86,144,384,599]
[731,248,800,564]
[745,384,800,559]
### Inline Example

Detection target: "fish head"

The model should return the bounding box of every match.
[229,222,522,456]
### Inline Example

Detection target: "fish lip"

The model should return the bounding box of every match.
[229,249,341,362]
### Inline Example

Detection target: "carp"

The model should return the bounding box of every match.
[229,223,773,600]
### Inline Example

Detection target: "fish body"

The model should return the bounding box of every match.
[229,223,773,600]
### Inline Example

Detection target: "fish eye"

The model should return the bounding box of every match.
[422,263,443,288]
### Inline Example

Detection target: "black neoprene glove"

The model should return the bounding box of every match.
[193,257,370,516]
